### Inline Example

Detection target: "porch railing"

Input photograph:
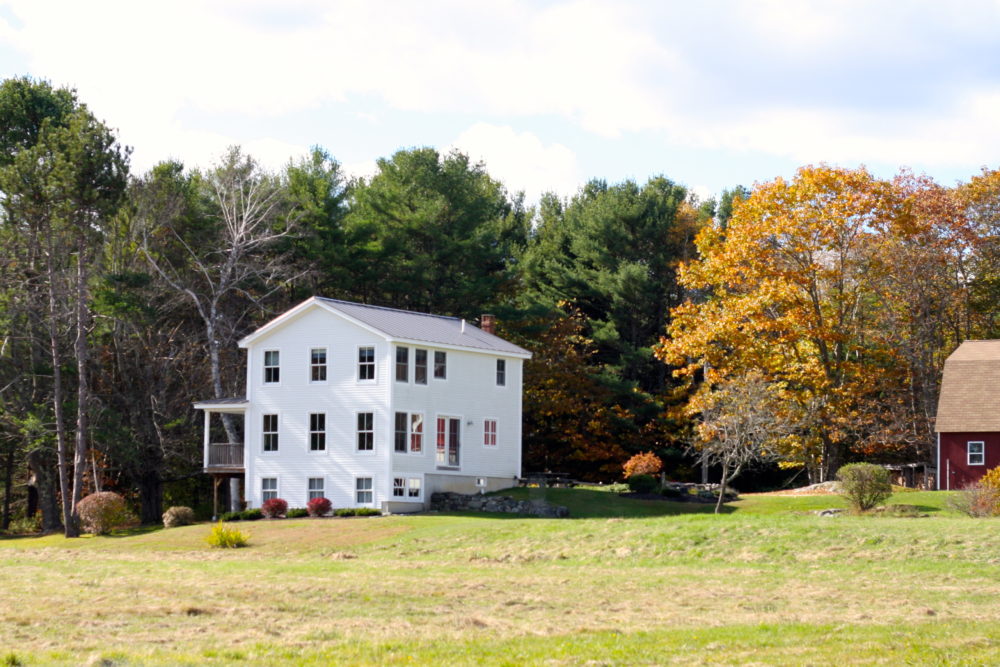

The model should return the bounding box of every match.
[208,443,244,467]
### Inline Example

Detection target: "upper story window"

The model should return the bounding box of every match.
[484,419,497,447]
[357,412,374,452]
[434,351,447,379]
[310,413,326,452]
[496,359,506,386]
[310,348,327,382]
[415,349,428,385]
[263,350,280,384]
[969,441,985,466]
[394,412,408,453]
[396,346,409,382]
[262,414,278,452]
[410,414,423,453]
[358,346,375,381]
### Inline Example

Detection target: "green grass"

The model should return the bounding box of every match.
[1,488,998,665]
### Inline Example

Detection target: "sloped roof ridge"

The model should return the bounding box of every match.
[316,297,463,322]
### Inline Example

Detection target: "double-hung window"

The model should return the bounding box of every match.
[969,441,985,466]
[396,346,409,382]
[357,412,374,451]
[310,413,326,451]
[484,419,497,447]
[356,477,373,504]
[310,348,327,382]
[393,477,405,497]
[434,351,447,379]
[496,359,506,386]
[262,414,278,452]
[263,350,280,384]
[393,412,424,454]
[262,477,277,502]
[308,477,325,500]
[415,349,428,385]
[358,346,375,381]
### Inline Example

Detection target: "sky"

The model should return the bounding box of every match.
[2,0,1000,205]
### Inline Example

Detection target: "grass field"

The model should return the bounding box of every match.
[3,488,1000,665]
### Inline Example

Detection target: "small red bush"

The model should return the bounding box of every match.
[623,451,663,479]
[261,498,288,518]
[307,496,332,517]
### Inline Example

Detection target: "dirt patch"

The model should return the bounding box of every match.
[756,481,842,496]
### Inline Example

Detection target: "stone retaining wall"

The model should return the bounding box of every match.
[431,492,569,518]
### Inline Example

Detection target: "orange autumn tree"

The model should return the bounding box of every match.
[658,165,911,482]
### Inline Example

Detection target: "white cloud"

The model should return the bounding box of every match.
[450,123,581,202]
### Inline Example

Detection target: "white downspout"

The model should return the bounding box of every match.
[203,410,211,469]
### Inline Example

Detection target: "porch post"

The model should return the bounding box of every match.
[212,475,221,520]
[203,410,211,469]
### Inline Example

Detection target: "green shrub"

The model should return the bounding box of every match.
[220,511,241,522]
[205,521,249,548]
[0,515,41,535]
[77,491,137,535]
[239,508,263,521]
[837,463,892,512]
[162,506,196,528]
[334,508,382,517]
[626,474,658,494]
[287,508,309,518]
[948,482,1000,517]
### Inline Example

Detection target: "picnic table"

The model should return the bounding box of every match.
[519,472,578,488]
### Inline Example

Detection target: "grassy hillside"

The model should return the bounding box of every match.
[2,489,999,665]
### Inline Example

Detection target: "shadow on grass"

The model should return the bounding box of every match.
[474,487,735,519]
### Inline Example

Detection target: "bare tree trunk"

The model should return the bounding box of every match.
[69,237,89,537]
[26,448,62,533]
[715,460,730,514]
[45,246,73,534]
[1,441,14,530]
[207,307,240,444]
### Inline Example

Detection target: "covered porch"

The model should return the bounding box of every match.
[193,397,248,518]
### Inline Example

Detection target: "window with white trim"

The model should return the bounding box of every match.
[415,349,428,385]
[357,412,374,451]
[358,346,375,381]
[310,348,327,382]
[356,477,373,504]
[308,477,325,500]
[394,412,408,453]
[262,414,278,452]
[496,359,506,386]
[263,350,280,384]
[484,419,497,447]
[309,413,326,452]
[392,477,422,499]
[262,477,277,502]
[434,351,447,379]
[396,346,409,382]
[969,441,985,466]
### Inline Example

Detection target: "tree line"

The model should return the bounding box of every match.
[1,77,997,533]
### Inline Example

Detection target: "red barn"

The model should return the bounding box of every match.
[935,340,1000,490]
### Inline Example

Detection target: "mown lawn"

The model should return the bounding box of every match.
[2,488,999,665]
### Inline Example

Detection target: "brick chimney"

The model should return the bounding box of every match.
[480,313,496,335]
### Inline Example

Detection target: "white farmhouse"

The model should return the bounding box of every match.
[194,297,531,516]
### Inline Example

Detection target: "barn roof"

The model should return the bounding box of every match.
[935,340,1000,432]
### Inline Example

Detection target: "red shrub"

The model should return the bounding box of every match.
[261,498,288,519]
[306,497,332,517]
[623,451,663,479]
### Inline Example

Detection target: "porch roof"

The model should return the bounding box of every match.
[193,397,248,413]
